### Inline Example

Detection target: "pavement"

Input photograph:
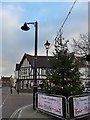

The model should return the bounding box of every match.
[4,87,89,120]
[10,104,59,119]
[1,88,90,120]
[9,87,59,119]
[10,104,90,120]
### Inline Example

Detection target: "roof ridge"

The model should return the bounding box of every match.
[24,53,32,56]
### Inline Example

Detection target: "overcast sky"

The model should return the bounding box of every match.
[1,0,89,77]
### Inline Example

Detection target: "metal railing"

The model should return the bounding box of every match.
[35,93,90,120]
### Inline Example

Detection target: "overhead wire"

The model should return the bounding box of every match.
[49,0,77,53]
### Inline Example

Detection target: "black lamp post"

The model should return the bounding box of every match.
[44,40,50,70]
[44,40,50,56]
[21,21,38,110]
[44,40,51,91]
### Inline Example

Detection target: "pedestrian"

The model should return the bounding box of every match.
[30,82,31,88]
[10,86,12,94]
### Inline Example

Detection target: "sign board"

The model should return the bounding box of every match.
[37,94,63,117]
[73,96,90,117]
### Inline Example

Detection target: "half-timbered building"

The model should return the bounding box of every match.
[14,53,52,92]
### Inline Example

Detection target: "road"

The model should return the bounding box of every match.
[1,87,90,120]
[1,87,33,118]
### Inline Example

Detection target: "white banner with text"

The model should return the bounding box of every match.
[38,94,63,116]
[73,96,90,117]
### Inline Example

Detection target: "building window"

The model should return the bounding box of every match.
[41,68,46,75]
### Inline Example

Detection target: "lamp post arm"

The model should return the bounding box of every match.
[27,22,35,25]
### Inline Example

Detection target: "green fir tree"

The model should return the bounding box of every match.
[44,34,84,98]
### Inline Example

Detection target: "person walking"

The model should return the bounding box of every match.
[10,75,14,94]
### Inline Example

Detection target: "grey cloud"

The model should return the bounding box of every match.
[1,2,88,76]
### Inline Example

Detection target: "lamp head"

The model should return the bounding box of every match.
[44,40,50,49]
[21,22,30,31]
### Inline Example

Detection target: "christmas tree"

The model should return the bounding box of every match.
[44,34,84,98]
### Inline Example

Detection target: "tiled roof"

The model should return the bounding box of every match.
[36,56,52,68]
[16,53,53,70]
[1,77,11,81]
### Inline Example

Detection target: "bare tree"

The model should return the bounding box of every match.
[71,33,90,92]
[71,33,90,63]
[71,34,90,55]
[71,33,89,56]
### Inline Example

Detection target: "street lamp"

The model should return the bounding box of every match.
[44,40,50,56]
[21,21,38,110]
[44,40,51,91]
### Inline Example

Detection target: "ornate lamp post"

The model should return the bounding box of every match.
[44,40,50,56]
[44,40,50,71]
[44,40,51,91]
[21,21,38,110]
